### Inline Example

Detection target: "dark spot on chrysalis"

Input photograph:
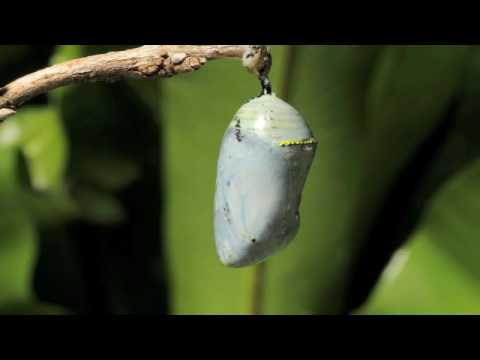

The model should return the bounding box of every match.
[224,205,232,224]
[234,117,243,142]
[251,238,256,243]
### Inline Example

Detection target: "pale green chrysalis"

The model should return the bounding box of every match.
[214,93,317,267]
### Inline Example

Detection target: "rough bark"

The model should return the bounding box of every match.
[0,45,261,121]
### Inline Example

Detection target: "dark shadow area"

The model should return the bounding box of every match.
[345,98,461,313]
[33,76,167,314]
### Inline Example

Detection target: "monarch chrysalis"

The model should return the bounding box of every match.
[214,93,317,267]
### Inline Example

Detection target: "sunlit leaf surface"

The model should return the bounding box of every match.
[359,158,480,314]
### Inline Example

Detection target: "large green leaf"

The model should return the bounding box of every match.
[365,46,471,191]
[263,46,382,314]
[266,46,469,314]
[355,47,480,314]
[358,158,480,314]
[164,45,470,314]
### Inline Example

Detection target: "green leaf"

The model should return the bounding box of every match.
[358,158,480,314]
[263,45,383,314]
[366,46,471,185]
[263,46,469,314]
[0,149,37,306]
[0,106,68,191]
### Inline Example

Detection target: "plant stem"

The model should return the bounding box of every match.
[0,45,256,121]
[250,261,266,315]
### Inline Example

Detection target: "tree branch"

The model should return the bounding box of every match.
[0,45,258,121]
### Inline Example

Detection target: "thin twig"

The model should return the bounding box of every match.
[0,45,257,121]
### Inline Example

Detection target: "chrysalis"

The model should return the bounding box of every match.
[214,93,317,267]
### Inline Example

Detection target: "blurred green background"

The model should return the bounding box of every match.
[0,45,479,315]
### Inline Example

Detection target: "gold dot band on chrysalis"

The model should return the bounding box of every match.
[279,138,318,147]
